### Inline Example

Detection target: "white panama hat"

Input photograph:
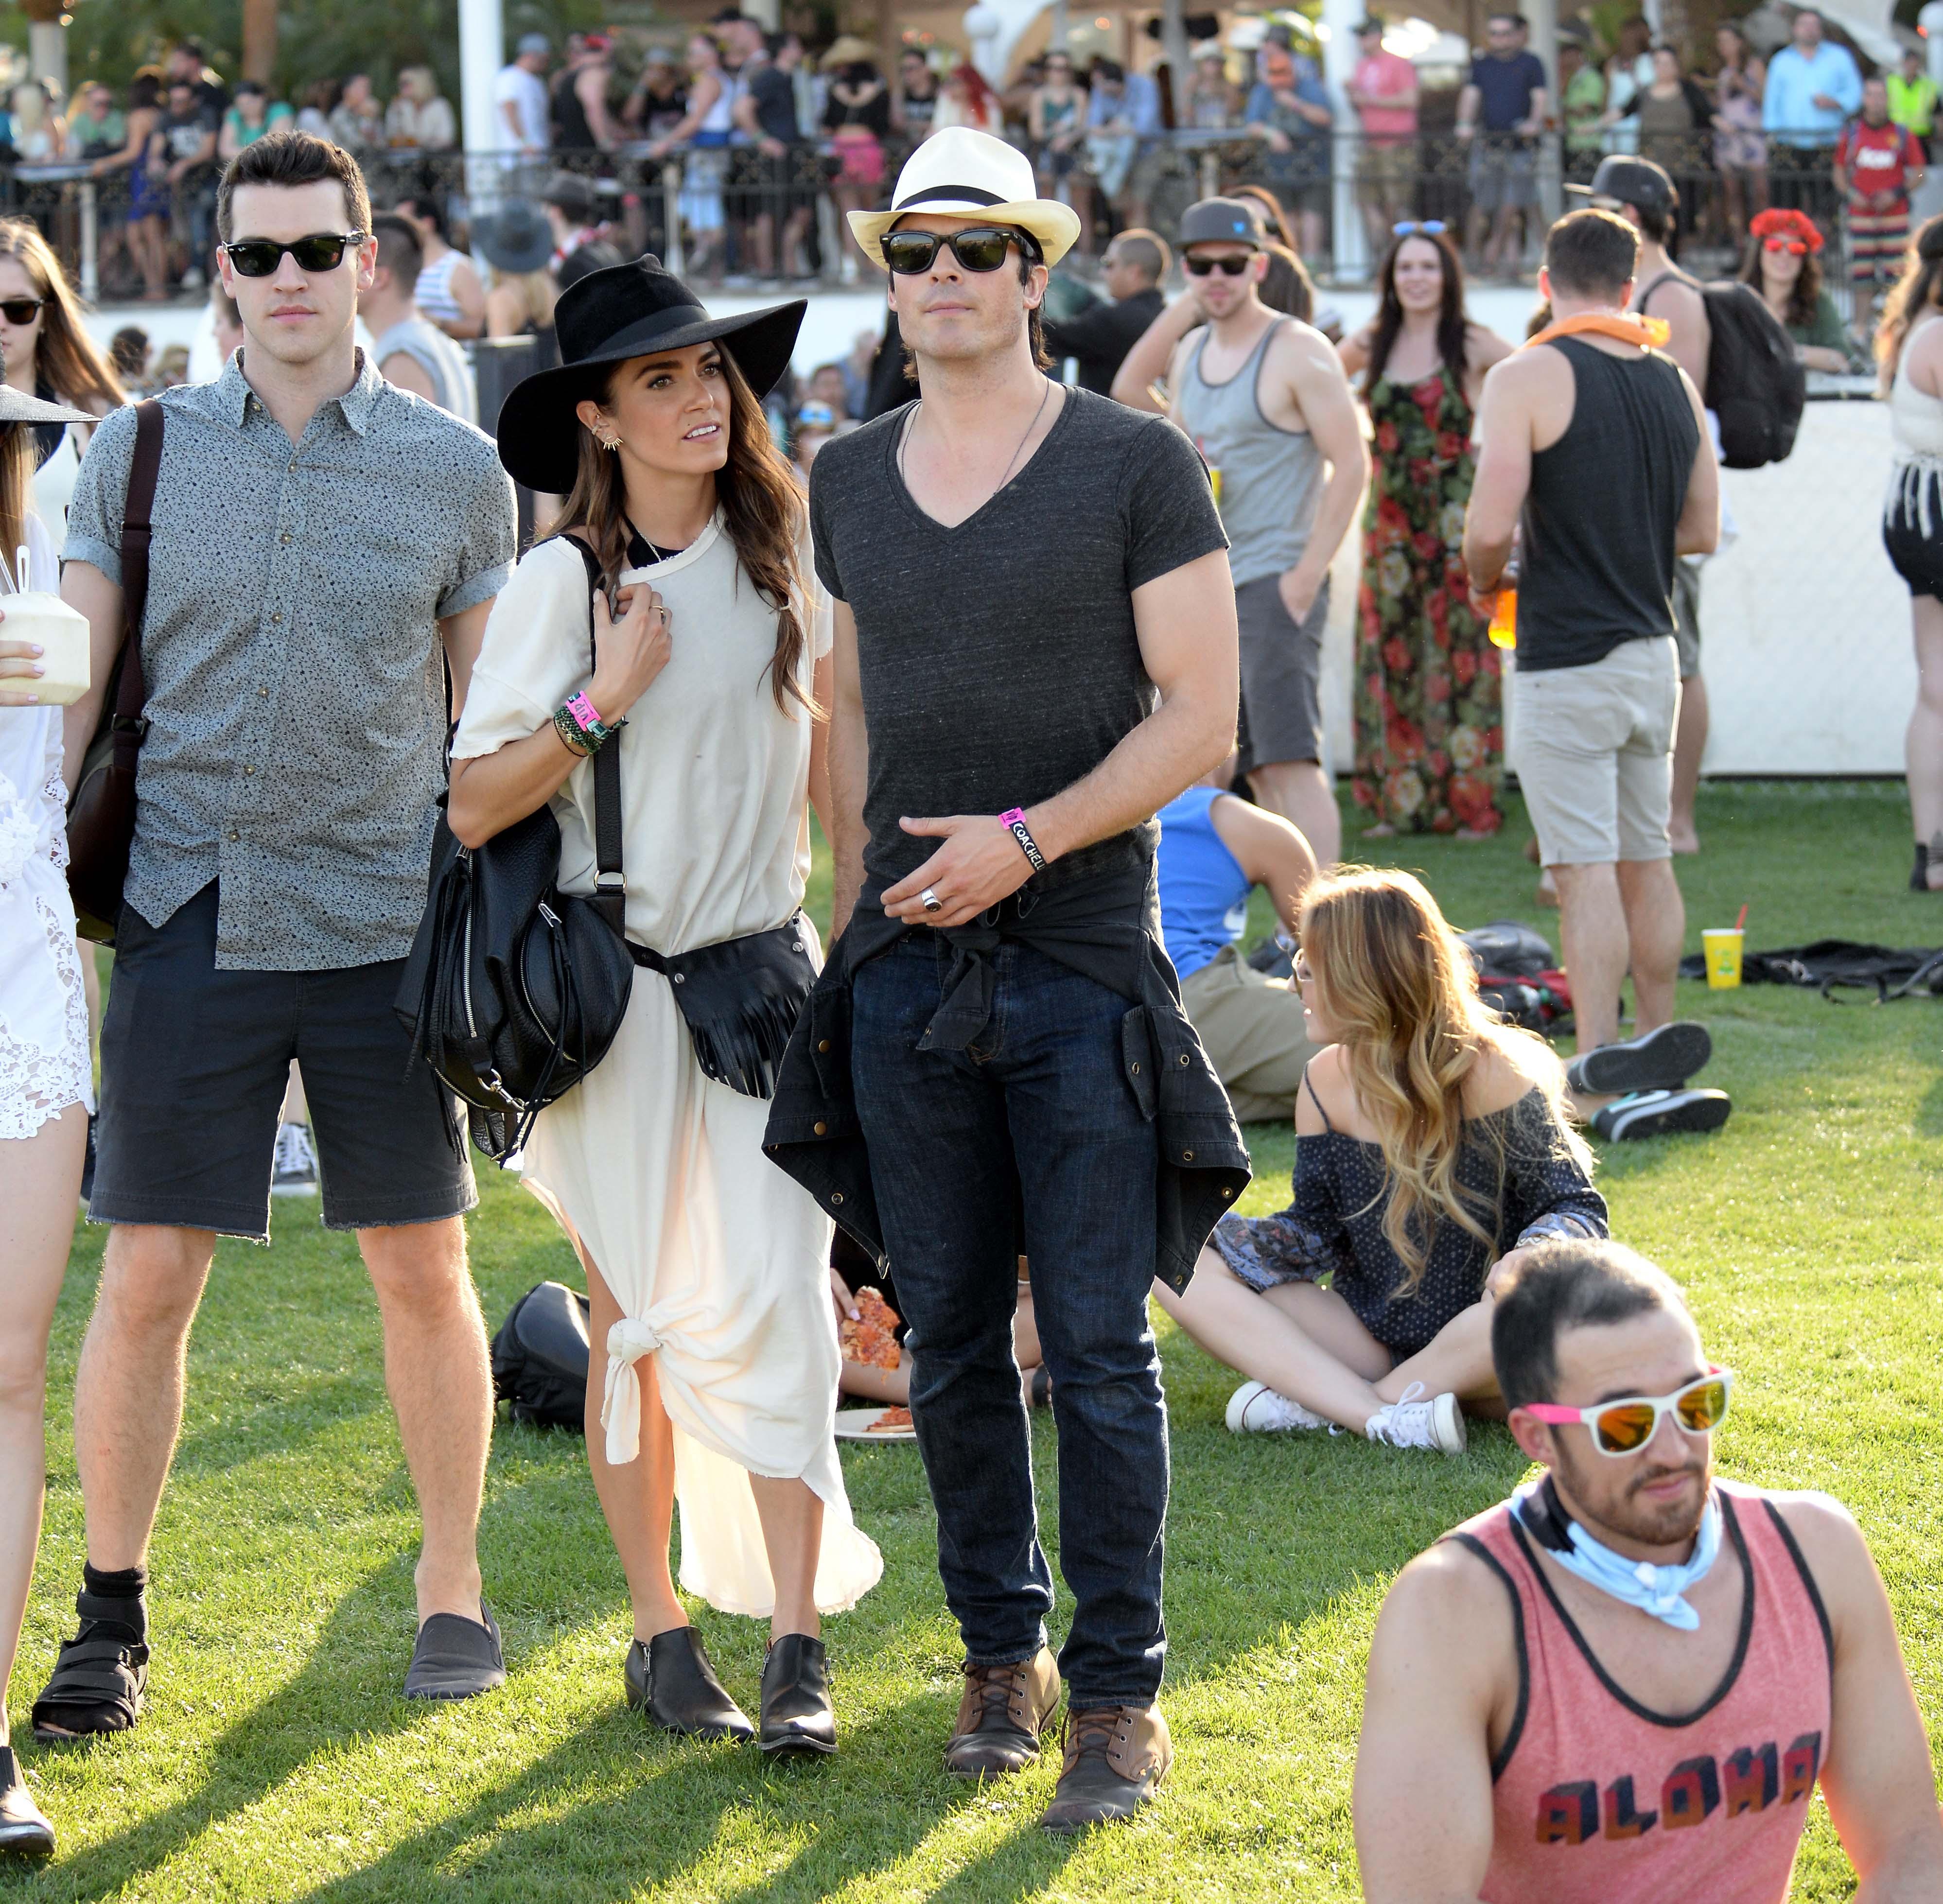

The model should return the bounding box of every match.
[847,126,1082,270]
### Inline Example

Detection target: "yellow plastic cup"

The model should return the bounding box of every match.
[1702,928,1744,989]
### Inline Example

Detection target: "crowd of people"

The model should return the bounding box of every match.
[0,3,1933,308]
[0,87,1942,1898]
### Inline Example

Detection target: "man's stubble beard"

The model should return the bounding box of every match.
[1552,1434,1712,1550]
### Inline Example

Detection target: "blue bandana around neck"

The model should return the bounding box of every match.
[1511,1477,1722,1631]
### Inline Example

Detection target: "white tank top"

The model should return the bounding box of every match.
[1890,316,1943,459]
[415,249,465,329]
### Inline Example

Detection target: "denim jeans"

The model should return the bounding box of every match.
[850,932,1167,1708]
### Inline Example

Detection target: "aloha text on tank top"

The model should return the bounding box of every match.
[1448,1480,1834,1904]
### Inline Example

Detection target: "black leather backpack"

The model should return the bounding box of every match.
[491,1280,593,1432]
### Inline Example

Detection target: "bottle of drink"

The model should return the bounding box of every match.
[1487,562,1519,650]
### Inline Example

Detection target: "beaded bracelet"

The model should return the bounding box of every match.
[553,705,595,757]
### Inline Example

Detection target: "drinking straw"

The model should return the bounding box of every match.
[1734,902,1749,934]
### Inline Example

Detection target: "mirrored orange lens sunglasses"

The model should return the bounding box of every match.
[1524,1367,1733,1456]
[1764,237,1809,255]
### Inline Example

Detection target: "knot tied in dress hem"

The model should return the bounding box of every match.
[601,1314,665,1465]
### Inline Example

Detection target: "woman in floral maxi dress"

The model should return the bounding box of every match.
[1340,228,1513,838]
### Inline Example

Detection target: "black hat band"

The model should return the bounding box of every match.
[894,183,1004,210]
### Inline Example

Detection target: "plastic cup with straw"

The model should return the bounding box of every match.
[1703,902,1748,990]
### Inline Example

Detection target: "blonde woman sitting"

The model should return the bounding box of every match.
[1155,868,1607,1452]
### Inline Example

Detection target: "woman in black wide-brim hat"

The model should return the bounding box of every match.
[447,257,881,1752]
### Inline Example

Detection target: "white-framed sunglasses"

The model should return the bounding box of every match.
[1523,1366,1734,1457]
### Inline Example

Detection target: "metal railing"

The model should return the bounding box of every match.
[0,127,1883,314]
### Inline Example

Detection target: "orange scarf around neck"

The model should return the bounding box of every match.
[1523,310,1671,351]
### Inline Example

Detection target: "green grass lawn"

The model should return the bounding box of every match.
[6,782,1941,1901]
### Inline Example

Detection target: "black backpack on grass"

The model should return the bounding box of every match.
[491,1281,592,1432]
[1641,271,1805,469]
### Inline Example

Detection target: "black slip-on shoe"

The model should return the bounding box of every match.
[1593,1088,1733,1142]
[0,1747,53,1859]
[625,1629,753,1741]
[403,1602,506,1701]
[1566,1022,1713,1098]
[758,1634,836,1758]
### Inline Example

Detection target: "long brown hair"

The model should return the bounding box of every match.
[1300,867,1590,1294]
[1366,228,1470,391]
[553,349,814,715]
[0,220,124,412]
[1876,212,1943,393]
[0,422,29,568]
[1737,230,1822,333]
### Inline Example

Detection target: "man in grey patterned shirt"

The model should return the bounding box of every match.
[38,132,517,1733]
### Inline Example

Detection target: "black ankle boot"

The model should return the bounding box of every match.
[1916,842,1935,892]
[0,1746,53,1858]
[625,1628,753,1741]
[758,1634,836,1758]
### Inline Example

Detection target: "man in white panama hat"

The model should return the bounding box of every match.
[766,125,1248,1832]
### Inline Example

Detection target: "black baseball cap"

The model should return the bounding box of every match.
[1179,197,1262,250]
[1564,155,1677,218]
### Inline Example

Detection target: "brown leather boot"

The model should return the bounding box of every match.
[1038,1704,1172,1834]
[942,1647,1061,1780]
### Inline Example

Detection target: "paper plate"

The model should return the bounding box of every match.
[834,1406,917,1443]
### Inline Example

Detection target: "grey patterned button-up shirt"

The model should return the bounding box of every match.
[65,350,515,970]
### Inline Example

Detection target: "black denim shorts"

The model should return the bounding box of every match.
[90,883,475,1242]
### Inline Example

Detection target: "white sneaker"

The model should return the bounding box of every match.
[1365,1381,1466,1454]
[270,1121,319,1197]
[1225,1380,1330,1434]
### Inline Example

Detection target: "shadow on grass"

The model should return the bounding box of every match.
[276,1691,1080,1904]
[1914,1069,1943,1140]
[3,1551,436,1903]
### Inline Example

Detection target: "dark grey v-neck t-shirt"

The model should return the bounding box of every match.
[808,384,1228,893]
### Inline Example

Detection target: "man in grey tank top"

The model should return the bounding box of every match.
[1115,198,1367,866]
[359,216,478,425]
[1464,209,1729,1143]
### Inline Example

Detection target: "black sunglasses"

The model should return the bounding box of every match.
[880,226,1040,275]
[220,231,367,278]
[0,298,43,324]
[1184,254,1252,277]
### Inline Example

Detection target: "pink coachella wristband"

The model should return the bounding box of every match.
[999,808,1047,873]
[565,692,604,734]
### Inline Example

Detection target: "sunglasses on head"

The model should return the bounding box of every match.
[1524,1367,1733,1457]
[1392,220,1446,237]
[0,298,42,324]
[1764,236,1809,255]
[1184,253,1254,277]
[220,230,367,277]
[880,226,1038,275]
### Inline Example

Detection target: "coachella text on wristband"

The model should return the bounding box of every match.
[999,807,1047,873]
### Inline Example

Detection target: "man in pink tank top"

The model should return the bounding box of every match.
[1354,1238,1943,1903]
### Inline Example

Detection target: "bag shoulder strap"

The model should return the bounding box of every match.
[111,400,164,767]
[556,533,626,937]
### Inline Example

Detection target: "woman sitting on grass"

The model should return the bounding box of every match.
[1155,868,1607,1452]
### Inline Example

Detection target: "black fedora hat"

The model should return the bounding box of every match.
[497,256,805,493]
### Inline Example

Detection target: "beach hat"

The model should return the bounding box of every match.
[476,200,554,275]
[821,35,880,71]
[847,126,1082,270]
[0,348,90,428]
[495,254,805,494]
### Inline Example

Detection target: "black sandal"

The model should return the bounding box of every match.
[30,1586,149,1745]
[1030,1365,1053,1409]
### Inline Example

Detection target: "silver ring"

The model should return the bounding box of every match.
[920,888,943,914]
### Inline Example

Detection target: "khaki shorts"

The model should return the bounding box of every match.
[1512,636,1680,868]
[1179,943,1319,1125]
